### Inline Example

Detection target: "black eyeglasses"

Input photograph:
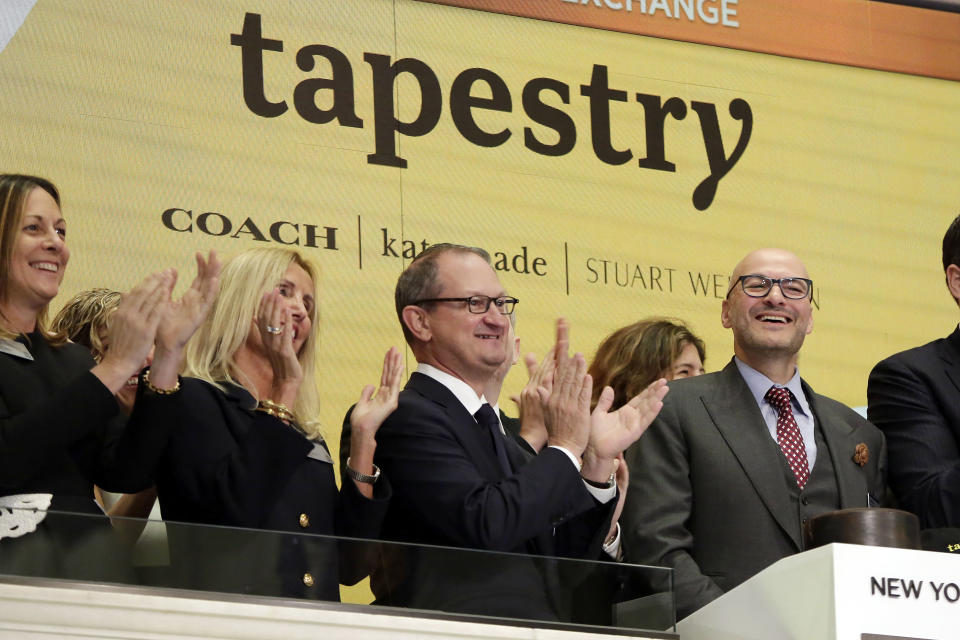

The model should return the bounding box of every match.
[413,295,519,315]
[727,275,813,300]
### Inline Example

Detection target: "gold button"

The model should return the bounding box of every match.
[302,572,314,587]
[299,513,310,528]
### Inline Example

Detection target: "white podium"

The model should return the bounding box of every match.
[677,543,960,640]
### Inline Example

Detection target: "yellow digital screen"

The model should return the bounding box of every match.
[2,0,958,481]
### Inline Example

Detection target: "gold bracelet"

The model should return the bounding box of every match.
[143,368,181,395]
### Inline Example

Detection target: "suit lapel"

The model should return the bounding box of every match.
[701,361,803,549]
[805,385,864,509]
[405,373,508,481]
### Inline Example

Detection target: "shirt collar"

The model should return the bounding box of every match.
[0,337,33,361]
[416,362,487,416]
[734,357,810,417]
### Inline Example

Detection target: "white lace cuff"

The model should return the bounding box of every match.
[0,493,52,540]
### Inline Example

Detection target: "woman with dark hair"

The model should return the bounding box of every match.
[0,174,217,575]
[141,247,402,601]
[588,317,705,410]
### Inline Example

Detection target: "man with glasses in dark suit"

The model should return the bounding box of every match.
[368,242,667,621]
[623,248,886,619]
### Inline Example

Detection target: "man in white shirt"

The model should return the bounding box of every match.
[372,243,665,620]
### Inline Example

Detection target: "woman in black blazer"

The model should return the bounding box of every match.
[0,174,217,578]
[142,247,401,601]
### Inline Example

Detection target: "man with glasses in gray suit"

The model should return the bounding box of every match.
[623,248,886,619]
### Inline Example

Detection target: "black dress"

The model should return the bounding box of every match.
[145,378,390,601]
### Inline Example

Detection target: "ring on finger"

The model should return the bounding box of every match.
[266,325,283,335]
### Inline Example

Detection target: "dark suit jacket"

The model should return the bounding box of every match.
[369,372,615,620]
[147,378,389,601]
[0,333,172,583]
[868,327,960,528]
[0,332,166,508]
[499,409,537,456]
[623,360,886,619]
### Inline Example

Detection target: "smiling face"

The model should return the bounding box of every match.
[6,187,70,316]
[409,251,510,392]
[721,248,813,369]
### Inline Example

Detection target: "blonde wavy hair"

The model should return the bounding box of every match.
[184,248,322,437]
[588,317,705,410]
[50,288,122,360]
[0,174,67,344]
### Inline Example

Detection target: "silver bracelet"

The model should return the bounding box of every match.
[345,457,381,484]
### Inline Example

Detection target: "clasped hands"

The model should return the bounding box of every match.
[534,319,668,484]
[93,251,221,394]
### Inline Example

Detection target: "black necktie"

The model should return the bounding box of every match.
[474,403,512,476]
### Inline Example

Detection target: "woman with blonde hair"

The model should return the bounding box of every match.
[141,246,402,601]
[51,288,159,540]
[51,289,136,409]
[588,317,705,411]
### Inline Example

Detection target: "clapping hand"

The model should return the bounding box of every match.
[350,346,404,437]
[148,251,222,390]
[581,378,668,483]
[513,347,555,452]
[156,251,222,353]
[538,319,592,458]
[348,346,404,497]
[94,270,174,393]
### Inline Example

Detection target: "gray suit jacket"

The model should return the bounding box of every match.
[622,359,886,619]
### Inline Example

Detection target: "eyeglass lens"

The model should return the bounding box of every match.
[466,296,516,314]
[741,276,810,299]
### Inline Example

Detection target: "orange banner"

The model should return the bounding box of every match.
[422,0,960,81]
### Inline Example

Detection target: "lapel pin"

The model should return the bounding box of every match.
[853,443,869,467]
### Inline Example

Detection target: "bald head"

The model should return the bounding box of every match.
[722,248,814,383]
[728,248,809,294]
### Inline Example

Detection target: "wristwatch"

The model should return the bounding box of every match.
[345,457,381,484]
[583,470,616,489]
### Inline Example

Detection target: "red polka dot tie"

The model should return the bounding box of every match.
[765,386,810,490]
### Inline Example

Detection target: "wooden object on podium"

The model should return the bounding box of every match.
[678,543,960,640]
[805,507,921,550]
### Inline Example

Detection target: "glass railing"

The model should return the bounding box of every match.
[0,508,675,636]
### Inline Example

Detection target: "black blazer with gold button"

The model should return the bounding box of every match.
[147,378,390,601]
